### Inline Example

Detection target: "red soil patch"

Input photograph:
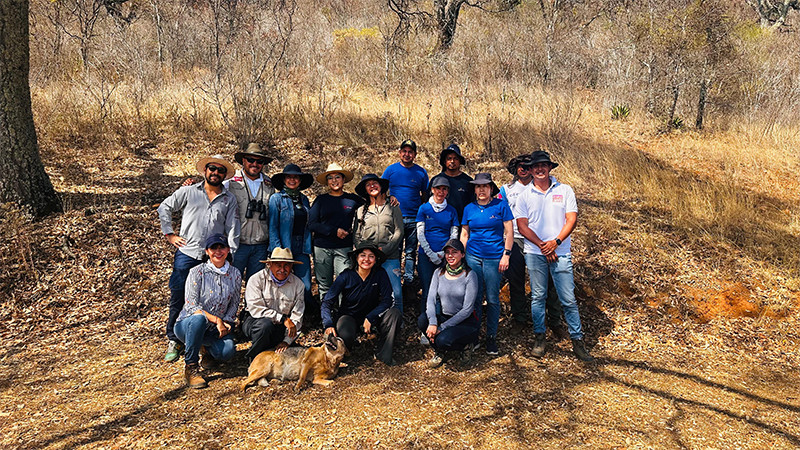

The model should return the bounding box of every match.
[686,284,759,323]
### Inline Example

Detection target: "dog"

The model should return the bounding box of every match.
[240,333,347,392]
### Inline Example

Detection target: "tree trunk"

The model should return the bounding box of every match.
[435,0,463,52]
[696,78,709,129]
[0,0,63,217]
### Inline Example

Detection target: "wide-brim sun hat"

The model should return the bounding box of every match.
[348,244,387,267]
[260,247,303,264]
[234,142,274,165]
[507,154,535,175]
[196,154,235,180]
[439,143,466,167]
[470,172,500,197]
[316,162,354,185]
[355,173,390,199]
[530,150,559,170]
[272,164,314,191]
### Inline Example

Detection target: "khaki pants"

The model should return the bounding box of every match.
[313,246,351,301]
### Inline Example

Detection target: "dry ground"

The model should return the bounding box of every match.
[1,132,799,449]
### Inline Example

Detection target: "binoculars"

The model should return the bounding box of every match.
[246,199,267,220]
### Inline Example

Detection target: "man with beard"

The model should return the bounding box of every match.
[158,155,241,362]
[428,144,473,222]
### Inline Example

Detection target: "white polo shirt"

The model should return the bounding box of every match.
[498,180,530,240]
[512,176,577,256]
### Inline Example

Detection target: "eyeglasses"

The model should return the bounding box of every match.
[206,164,228,174]
[244,157,265,165]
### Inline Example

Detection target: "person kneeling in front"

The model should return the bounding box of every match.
[418,239,480,368]
[174,234,241,389]
[241,248,305,362]
[321,245,402,365]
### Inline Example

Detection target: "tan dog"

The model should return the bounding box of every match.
[240,334,347,392]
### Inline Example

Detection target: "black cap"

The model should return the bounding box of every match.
[442,238,465,253]
[507,154,534,175]
[400,139,417,152]
[205,233,229,249]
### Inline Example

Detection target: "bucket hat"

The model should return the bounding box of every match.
[439,143,466,167]
[316,162,354,185]
[354,173,390,199]
[348,244,387,267]
[506,154,535,175]
[234,143,274,165]
[530,150,559,170]
[470,173,500,197]
[272,164,314,191]
[196,155,235,180]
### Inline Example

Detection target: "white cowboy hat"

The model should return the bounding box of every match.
[260,247,303,264]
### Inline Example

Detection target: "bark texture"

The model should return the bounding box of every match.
[0,0,62,217]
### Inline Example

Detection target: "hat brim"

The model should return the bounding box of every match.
[316,168,354,185]
[272,173,314,191]
[234,152,274,165]
[196,157,235,180]
[471,181,500,197]
[355,177,390,199]
[259,258,303,264]
[439,149,466,167]
[348,245,387,267]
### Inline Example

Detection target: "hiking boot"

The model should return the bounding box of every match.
[572,339,595,362]
[427,352,444,368]
[164,340,183,362]
[532,333,546,358]
[184,363,207,389]
[199,346,216,371]
[460,345,473,365]
[485,336,499,356]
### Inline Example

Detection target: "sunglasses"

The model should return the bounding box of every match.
[243,157,266,165]
[206,164,227,174]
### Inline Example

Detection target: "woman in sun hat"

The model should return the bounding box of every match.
[460,172,514,357]
[268,164,314,312]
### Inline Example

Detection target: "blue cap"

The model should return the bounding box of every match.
[205,233,229,249]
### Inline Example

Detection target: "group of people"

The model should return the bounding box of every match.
[157,140,593,389]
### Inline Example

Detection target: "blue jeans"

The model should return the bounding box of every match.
[167,250,202,341]
[402,217,418,283]
[382,258,403,312]
[465,252,502,338]
[417,251,439,313]
[291,236,314,311]
[525,253,583,340]
[232,243,268,283]
[174,314,236,365]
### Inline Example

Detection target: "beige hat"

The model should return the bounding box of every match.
[316,162,354,185]
[196,154,235,180]
[260,247,303,264]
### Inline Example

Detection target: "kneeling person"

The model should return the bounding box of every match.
[322,245,401,365]
[242,248,305,360]
[418,239,479,368]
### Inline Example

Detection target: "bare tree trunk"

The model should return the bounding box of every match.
[435,0,465,52]
[668,85,679,122]
[0,0,63,217]
[696,78,709,129]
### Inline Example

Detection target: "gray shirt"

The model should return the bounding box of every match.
[177,261,242,324]
[426,269,478,332]
[158,182,241,260]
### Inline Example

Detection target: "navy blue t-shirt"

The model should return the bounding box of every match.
[461,198,514,259]
[382,162,429,217]
[416,202,460,252]
[321,267,394,328]
[308,192,364,248]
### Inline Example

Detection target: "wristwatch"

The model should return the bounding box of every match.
[504,248,512,256]
[555,238,562,246]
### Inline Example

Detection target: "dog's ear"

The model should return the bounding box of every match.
[325,333,338,351]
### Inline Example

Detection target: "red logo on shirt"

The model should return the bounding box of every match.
[233,176,243,182]
[552,195,563,203]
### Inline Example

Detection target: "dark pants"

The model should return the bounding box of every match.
[505,240,562,326]
[417,313,479,352]
[241,312,287,360]
[401,218,418,284]
[167,251,203,341]
[335,308,402,364]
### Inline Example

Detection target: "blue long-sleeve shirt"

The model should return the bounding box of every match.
[321,268,394,329]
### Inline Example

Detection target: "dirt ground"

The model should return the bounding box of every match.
[1,142,799,449]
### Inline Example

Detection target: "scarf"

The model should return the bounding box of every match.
[445,262,465,276]
[206,260,229,275]
[429,196,448,213]
[270,270,290,287]
[284,187,300,200]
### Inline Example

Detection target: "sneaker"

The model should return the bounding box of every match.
[427,353,444,368]
[184,363,207,389]
[420,333,431,347]
[572,339,595,362]
[485,337,499,356]
[532,333,546,358]
[164,340,183,362]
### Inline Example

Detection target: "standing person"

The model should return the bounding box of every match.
[460,173,514,356]
[352,173,405,311]
[229,143,275,283]
[268,164,314,313]
[418,239,480,368]
[173,234,241,389]
[308,163,362,301]
[415,177,459,314]
[515,151,594,362]
[428,144,474,221]
[499,154,563,331]
[322,245,402,366]
[158,155,240,363]
[381,139,429,302]
[241,247,305,361]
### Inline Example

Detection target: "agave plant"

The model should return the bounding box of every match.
[668,116,684,130]
[611,104,630,120]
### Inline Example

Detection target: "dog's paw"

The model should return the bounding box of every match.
[257,377,270,387]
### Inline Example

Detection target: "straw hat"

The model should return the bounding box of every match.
[316,162,354,185]
[196,154,235,180]
[260,247,303,264]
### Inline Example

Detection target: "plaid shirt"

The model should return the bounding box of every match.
[177,262,241,324]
